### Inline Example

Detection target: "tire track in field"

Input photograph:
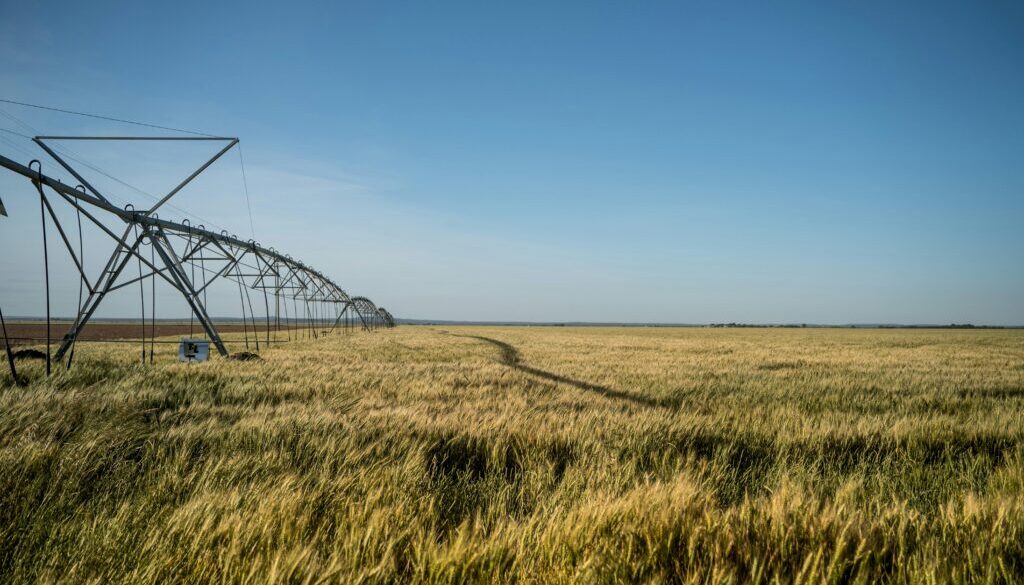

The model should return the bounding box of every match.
[446,332,668,408]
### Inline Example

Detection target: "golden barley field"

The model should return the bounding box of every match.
[2,326,1023,583]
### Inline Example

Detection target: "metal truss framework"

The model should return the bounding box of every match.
[0,135,394,360]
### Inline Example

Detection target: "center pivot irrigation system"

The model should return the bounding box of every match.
[0,132,395,378]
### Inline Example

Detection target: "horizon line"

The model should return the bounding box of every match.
[5,316,1023,329]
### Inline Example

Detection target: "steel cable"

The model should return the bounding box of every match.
[0,97,216,137]
[235,264,250,351]
[30,161,52,376]
[242,269,260,353]
[261,275,271,348]
[132,222,145,364]
[149,236,156,364]
[66,186,86,369]
[184,221,195,337]
[292,295,300,341]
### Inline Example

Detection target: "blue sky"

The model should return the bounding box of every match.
[1,1,1022,324]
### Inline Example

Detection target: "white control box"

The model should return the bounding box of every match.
[178,338,210,362]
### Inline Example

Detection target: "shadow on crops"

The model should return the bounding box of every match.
[454,334,669,409]
[955,387,1024,400]
[426,433,521,483]
[626,429,1019,507]
[422,431,580,533]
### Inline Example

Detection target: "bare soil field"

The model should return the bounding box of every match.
[2,321,314,345]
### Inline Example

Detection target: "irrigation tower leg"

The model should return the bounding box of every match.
[149,228,229,356]
[1,305,21,386]
[55,226,144,360]
[329,301,351,333]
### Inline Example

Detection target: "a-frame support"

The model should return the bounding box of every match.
[42,136,239,360]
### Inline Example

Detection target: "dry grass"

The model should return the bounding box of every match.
[2,326,1023,583]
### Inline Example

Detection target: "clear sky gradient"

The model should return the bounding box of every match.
[1,1,1022,324]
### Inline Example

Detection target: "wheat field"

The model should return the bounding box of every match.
[2,326,1023,583]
